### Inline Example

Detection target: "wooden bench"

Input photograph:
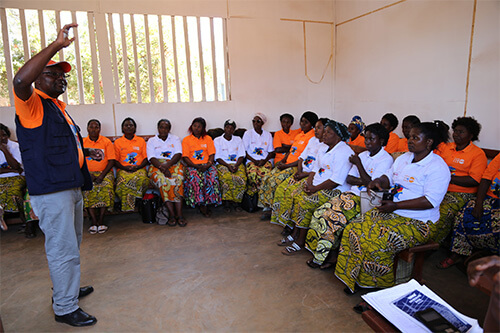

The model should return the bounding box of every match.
[394,241,440,284]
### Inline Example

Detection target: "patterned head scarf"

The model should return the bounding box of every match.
[325,120,350,142]
[350,115,365,133]
[254,113,267,124]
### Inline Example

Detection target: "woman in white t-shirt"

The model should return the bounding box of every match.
[0,124,25,231]
[147,119,185,226]
[335,121,451,294]
[214,119,247,212]
[305,123,394,269]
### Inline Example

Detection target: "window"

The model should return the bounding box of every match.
[0,7,230,106]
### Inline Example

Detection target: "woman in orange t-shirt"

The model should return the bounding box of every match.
[380,113,400,154]
[114,118,149,212]
[82,119,116,233]
[182,117,221,217]
[347,115,366,153]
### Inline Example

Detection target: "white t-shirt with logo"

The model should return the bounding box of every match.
[147,134,182,161]
[214,135,246,164]
[348,148,394,196]
[299,137,328,173]
[242,128,274,162]
[311,141,353,192]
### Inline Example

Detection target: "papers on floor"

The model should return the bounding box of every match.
[361,279,482,333]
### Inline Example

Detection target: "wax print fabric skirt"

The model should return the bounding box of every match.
[216,164,247,203]
[115,168,149,212]
[184,165,222,207]
[334,209,438,292]
[23,192,38,222]
[148,160,184,203]
[270,177,306,227]
[305,192,361,265]
[82,171,115,210]
[0,176,25,212]
[449,195,499,256]
[434,191,476,244]
[258,167,297,208]
[245,161,273,196]
[271,186,341,229]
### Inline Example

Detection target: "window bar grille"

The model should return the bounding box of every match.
[158,15,168,102]
[54,11,69,104]
[171,16,181,103]
[196,16,206,102]
[223,18,230,100]
[71,11,85,104]
[87,12,101,104]
[19,10,30,63]
[183,16,193,102]
[107,13,120,102]
[0,8,14,106]
[119,14,131,103]
[38,10,46,49]
[209,17,218,101]
[144,15,155,103]
[130,14,141,103]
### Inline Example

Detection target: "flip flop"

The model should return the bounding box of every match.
[177,217,187,227]
[89,225,98,234]
[282,243,303,256]
[277,235,294,246]
[97,225,108,234]
[437,257,460,269]
[306,258,321,269]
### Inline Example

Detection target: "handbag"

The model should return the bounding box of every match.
[359,190,383,215]
[241,192,258,213]
[140,193,160,223]
[156,205,169,225]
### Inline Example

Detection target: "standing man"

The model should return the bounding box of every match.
[13,23,97,327]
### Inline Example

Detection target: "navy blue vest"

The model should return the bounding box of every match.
[15,96,92,195]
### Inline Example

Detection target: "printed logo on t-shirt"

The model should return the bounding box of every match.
[449,166,457,176]
[125,152,138,165]
[453,157,465,165]
[304,156,315,167]
[201,144,207,148]
[161,151,172,158]
[228,154,237,162]
[318,167,325,176]
[0,162,8,168]
[491,178,499,194]
[394,183,404,199]
[290,146,298,155]
[367,167,374,175]
[193,150,204,160]
[253,147,264,156]
[403,175,415,183]
[133,146,140,151]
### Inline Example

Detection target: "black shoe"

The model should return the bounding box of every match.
[55,308,97,327]
[79,285,94,298]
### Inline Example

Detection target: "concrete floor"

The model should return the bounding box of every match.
[0,207,490,332]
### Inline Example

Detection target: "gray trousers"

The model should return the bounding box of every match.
[31,188,83,316]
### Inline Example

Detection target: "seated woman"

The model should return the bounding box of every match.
[347,115,366,153]
[305,123,393,269]
[380,113,400,154]
[335,121,450,294]
[434,117,487,249]
[242,113,275,197]
[114,117,149,212]
[182,117,222,217]
[0,124,25,232]
[396,115,420,153]
[273,113,301,165]
[259,111,318,218]
[272,118,328,234]
[214,119,247,212]
[147,119,185,226]
[82,119,116,234]
[271,120,353,255]
[439,153,499,268]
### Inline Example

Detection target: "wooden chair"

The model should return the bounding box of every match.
[394,241,440,284]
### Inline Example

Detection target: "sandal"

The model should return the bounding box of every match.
[353,301,373,314]
[277,235,294,246]
[97,225,108,234]
[437,257,460,269]
[89,225,98,234]
[282,243,303,256]
[167,217,177,227]
[306,258,321,269]
[177,217,187,227]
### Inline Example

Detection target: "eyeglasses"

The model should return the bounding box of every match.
[252,119,263,124]
[42,72,70,79]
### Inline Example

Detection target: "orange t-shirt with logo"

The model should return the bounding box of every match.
[439,142,488,193]
[273,128,301,163]
[14,88,84,167]
[397,138,408,152]
[384,132,400,154]
[182,134,216,165]
[348,134,366,148]
[287,130,315,164]
[482,154,500,198]
[83,135,116,172]
[114,135,147,167]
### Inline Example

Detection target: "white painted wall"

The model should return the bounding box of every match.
[334,0,499,150]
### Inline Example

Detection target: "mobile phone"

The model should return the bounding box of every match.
[414,308,460,333]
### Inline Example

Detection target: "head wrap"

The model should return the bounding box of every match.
[301,111,319,128]
[254,113,267,124]
[224,119,236,128]
[325,120,350,142]
[350,115,365,133]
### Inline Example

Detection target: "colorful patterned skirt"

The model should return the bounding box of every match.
[82,171,115,210]
[245,161,273,196]
[258,167,297,208]
[450,195,499,256]
[184,165,222,207]
[115,168,149,211]
[335,209,438,292]
[270,177,307,227]
[434,191,476,244]
[23,192,38,222]
[216,164,247,203]
[271,186,341,229]
[0,176,25,212]
[305,192,361,265]
[148,161,184,203]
